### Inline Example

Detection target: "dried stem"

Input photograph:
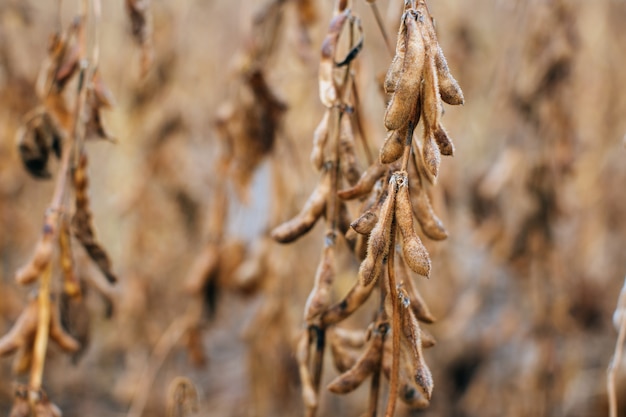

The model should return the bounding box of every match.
[92,0,102,69]
[400,120,415,173]
[350,74,374,166]
[608,276,626,417]
[368,1,393,57]
[29,263,52,391]
[384,228,399,417]
[127,312,197,417]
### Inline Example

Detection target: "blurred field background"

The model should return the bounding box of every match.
[1,0,626,416]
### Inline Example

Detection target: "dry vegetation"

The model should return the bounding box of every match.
[1,0,626,416]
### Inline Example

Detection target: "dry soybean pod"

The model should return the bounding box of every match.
[404,270,437,323]
[319,9,350,108]
[415,1,464,105]
[379,129,405,164]
[400,304,433,400]
[358,175,398,287]
[331,326,367,349]
[271,166,331,243]
[304,240,336,322]
[296,330,318,409]
[327,325,384,394]
[15,211,58,286]
[310,109,330,170]
[329,329,361,373]
[384,11,408,95]
[337,162,386,200]
[322,278,377,326]
[394,171,431,277]
[338,111,362,186]
[384,11,425,131]
[351,211,378,235]
[396,249,437,323]
[410,151,448,240]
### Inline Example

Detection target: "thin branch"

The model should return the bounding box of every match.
[608,276,626,417]
[29,263,52,391]
[384,227,399,417]
[127,314,196,417]
[368,1,393,57]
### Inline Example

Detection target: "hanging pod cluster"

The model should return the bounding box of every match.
[270,0,462,415]
[0,0,145,412]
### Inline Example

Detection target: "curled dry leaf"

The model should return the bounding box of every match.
[271,166,330,243]
[85,70,116,141]
[37,17,83,97]
[217,70,287,200]
[72,152,118,284]
[125,0,154,77]
[16,110,62,179]
[59,290,91,363]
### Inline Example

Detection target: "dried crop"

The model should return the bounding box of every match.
[269,0,462,414]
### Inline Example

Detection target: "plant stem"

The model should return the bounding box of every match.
[368,1,393,57]
[608,276,626,417]
[384,228,400,417]
[400,120,415,173]
[29,263,52,391]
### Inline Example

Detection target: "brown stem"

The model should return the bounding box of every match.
[384,228,400,417]
[127,312,196,417]
[400,120,415,173]
[306,325,326,417]
[92,0,102,69]
[368,1,393,57]
[350,74,374,166]
[367,320,387,417]
[29,263,52,391]
[608,276,626,417]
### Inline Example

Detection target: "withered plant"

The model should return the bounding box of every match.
[0,0,153,414]
[270,0,463,415]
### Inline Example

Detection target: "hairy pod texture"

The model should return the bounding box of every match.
[395,172,431,277]
[359,175,398,287]
[384,12,425,132]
